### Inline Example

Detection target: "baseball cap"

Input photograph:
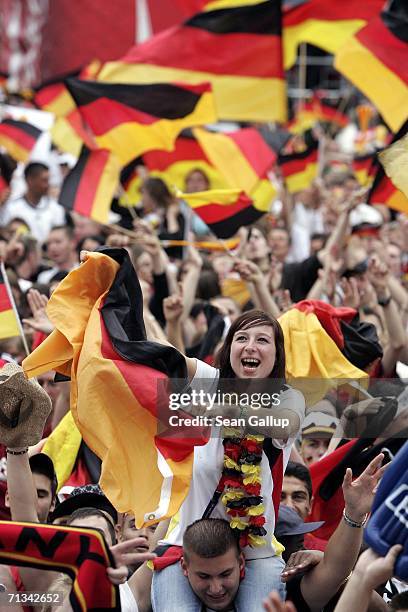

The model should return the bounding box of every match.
[275,505,324,539]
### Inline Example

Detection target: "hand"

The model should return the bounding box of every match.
[340,277,360,309]
[340,398,386,438]
[263,591,297,612]
[342,453,387,522]
[138,233,161,258]
[107,537,156,585]
[22,289,54,335]
[367,256,390,296]
[354,545,403,591]
[233,259,263,284]
[278,289,293,313]
[163,294,184,324]
[106,233,130,248]
[281,550,323,583]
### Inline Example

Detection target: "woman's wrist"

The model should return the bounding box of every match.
[343,507,368,526]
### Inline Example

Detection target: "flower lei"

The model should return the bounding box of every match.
[219,427,267,548]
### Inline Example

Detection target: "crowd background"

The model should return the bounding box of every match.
[0,0,408,611]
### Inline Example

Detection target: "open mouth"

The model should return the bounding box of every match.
[135,545,149,552]
[241,358,260,371]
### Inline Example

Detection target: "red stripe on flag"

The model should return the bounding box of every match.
[144,138,211,170]
[72,150,111,217]
[228,129,276,177]
[35,83,67,108]
[284,0,383,26]
[0,124,36,151]
[0,284,12,313]
[79,99,157,135]
[194,195,252,224]
[124,28,284,78]
[280,150,318,177]
[356,17,408,86]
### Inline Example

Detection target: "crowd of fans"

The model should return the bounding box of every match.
[0,110,407,612]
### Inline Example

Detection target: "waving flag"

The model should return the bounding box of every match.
[287,95,348,134]
[66,79,216,166]
[278,138,319,193]
[352,152,377,187]
[59,147,121,223]
[99,0,286,122]
[379,131,408,201]
[284,0,383,69]
[23,249,207,527]
[180,188,266,238]
[334,0,408,133]
[0,119,42,162]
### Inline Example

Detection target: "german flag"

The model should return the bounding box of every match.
[34,81,76,117]
[23,248,208,527]
[284,0,383,69]
[287,95,348,134]
[0,119,42,163]
[334,1,408,133]
[369,120,408,214]
[0,269,20,340]
[98,1,286,123]
[352,152,377,186]
[278,137,319,193]
[65,79,216,166]
[180,188,265,238]
[59,146,121,224]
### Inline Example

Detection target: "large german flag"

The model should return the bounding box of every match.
[0,268,20,340]
[334,1,408,133]
[65,79,216,166]
[283,0,383,69]
[98,1,286,123]
[59,146,121,223]
[0,119,42,162]
[23,248,208,527]
[180,188,265,238]
[369,120,408,214]
[278,137,319,193]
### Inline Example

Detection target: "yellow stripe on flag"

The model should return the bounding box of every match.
[98,63,287,123]
[284,18,366,69]
[285,162,318,194]
[193,127,259,192]
[0,309,20,339]
[0,136,30,162]
[43,411,82,490]
[91,152,121,223]
[178,188,243,209]
[334,36,408,133]
[205,0,267,10]
[51,116,83,157]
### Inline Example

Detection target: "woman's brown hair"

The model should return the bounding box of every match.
[214,309,286,381]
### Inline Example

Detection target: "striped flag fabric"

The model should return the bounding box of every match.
[352,152,377,187]
[179,188,266,238]
[98,0,287,123]
[59,147,121,224]
[0,119,42,162]
[65,79,216,166]
[278,137,319,193]
[334,0,408,133]
[283,0,383,69]
[0,269,20,340]
[287,96,348,134]
[22,248,208,527]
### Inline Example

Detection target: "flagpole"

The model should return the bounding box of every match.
[0,261,30,356]
[298,43,308,112]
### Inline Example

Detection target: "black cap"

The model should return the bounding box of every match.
[275,505,324,539]
[50,484,117,524]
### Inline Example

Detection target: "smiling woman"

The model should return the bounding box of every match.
[152,309,306,612]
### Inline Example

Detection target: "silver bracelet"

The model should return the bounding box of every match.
[343,509,368,528]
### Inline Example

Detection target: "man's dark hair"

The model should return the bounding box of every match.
[48,224,75,240]
[389,590,408,611]
[285,461,313,499]
[67,507,116,544]
[24,162,49,180]
[183,519,240,562]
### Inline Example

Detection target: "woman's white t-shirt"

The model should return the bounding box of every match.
[162,360,305,560]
